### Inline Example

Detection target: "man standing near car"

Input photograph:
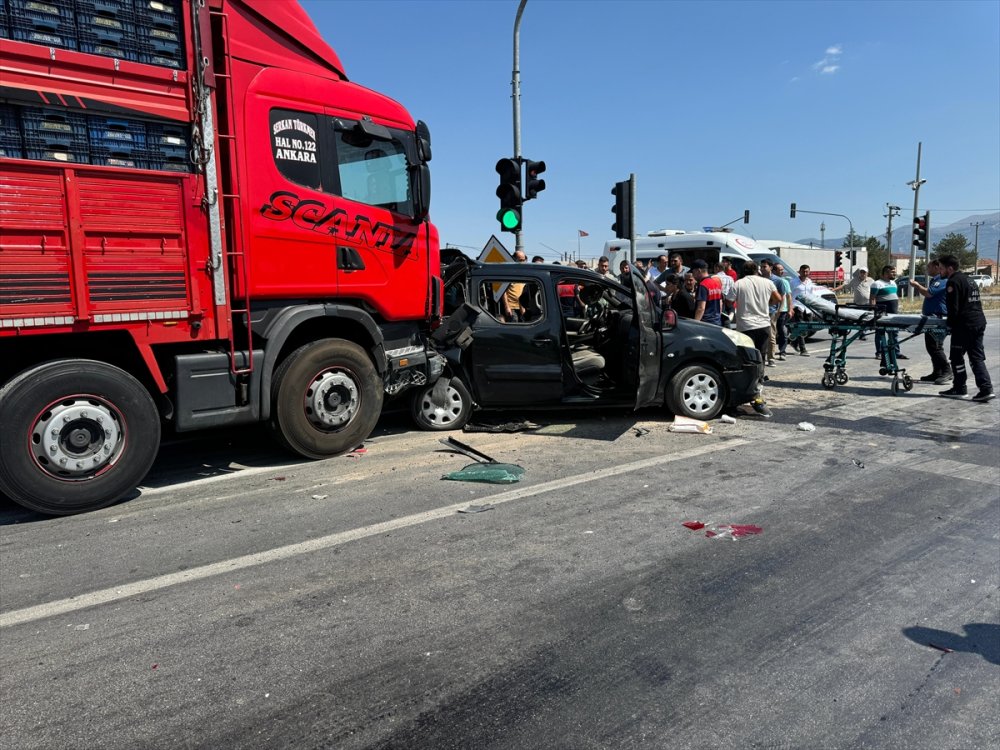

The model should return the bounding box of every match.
[727,261,781,417]
[909,259,952,385]
[691,260,723,325]
[937,255,994,402]
[772,264,793,359]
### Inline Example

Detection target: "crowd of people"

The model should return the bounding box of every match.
[618,252,995,406]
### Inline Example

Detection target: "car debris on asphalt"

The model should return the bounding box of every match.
[668,416,713,434]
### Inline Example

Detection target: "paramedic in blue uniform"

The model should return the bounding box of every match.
[937,254,994,402]
[909,258,951,385]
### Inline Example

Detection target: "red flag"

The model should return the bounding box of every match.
[578,230,589,237]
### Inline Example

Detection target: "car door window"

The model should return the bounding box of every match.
[478,280,543,324]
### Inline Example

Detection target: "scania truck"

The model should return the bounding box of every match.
[0,0,442,514]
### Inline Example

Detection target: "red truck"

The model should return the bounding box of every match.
[0,0,442,515]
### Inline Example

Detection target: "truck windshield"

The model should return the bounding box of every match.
[334,125,414,217]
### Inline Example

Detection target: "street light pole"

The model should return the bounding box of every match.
[970,221,984,274]
[511,0,528,255]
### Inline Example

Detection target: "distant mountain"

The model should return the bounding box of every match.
[797,212,1000,256]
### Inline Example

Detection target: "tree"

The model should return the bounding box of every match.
[864,236,888,277]
[842,230,865,250]
[931,232,976,269]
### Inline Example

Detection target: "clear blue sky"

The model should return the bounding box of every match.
[301,0,1000,258]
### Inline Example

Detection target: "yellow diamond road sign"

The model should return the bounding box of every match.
[478,235,513,264]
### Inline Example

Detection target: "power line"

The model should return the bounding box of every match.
[923,208,1000,212]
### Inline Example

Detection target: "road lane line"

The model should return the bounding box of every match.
[1,435,766,628]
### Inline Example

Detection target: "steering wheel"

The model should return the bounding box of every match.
[576,303,605,338]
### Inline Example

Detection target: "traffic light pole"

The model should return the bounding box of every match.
[906,142,924,300]
[629,173,636,262]
[511,0,528,255]
[789,205,854,280]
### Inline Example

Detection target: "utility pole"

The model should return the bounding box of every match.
[820,222,826,249]
[970,220,984,274]
[510,0,528,255]
[906,142,926,298]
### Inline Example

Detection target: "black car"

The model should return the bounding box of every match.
[409,259,762,429]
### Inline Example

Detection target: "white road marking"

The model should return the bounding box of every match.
[1,436,768,629]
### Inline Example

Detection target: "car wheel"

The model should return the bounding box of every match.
[410,377,472,431]
[0,360,160,515]
[269,339,382,459]
[668,364,725,420]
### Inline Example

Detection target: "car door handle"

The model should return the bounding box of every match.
[532,337,553,346]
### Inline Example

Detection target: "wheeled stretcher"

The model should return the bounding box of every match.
[787,292,949,395]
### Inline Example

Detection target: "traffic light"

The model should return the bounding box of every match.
[790,202,797,219]
[743,209,750,224]
[913,212,928,251]
[495,157,522,233]
[523,159,546,200]
[611,180,632,240]
[834,251,843,268]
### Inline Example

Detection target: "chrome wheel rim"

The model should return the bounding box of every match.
[305,370,360,430]
[31,396,125,480]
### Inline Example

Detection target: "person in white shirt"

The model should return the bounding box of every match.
[727,261,782,418]
[788,265,815,355]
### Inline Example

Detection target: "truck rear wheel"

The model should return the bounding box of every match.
[0,360,161,515]
[269,339,382,459]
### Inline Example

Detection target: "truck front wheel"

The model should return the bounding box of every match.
[0,360,161,515]
[269,339,383,459]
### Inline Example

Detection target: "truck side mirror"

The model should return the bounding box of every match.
[413,163,431,222]
[416,120,432,162]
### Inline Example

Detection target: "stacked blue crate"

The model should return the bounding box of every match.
[133,0,184,68]
[143,119,190,171]
[88,113,146,168]
[76,0,137,60]
[8,0,78,50]
[21,106,89,163]
[0,104,24,159]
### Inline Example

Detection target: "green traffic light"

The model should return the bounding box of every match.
[498,208,521,230]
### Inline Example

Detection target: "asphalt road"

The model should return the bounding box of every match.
[2,326,999,750]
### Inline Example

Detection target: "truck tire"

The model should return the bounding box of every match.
[667,364,725,421]
[269,339,382,459]
[410,377,472,431]
[0,360,160,515]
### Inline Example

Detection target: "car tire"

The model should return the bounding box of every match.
[0,359,160,515]
[269,339,382,459]
[410,377,472,431]
[668,364,726,421]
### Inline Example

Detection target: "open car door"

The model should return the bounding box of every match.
[630,266,663,409]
